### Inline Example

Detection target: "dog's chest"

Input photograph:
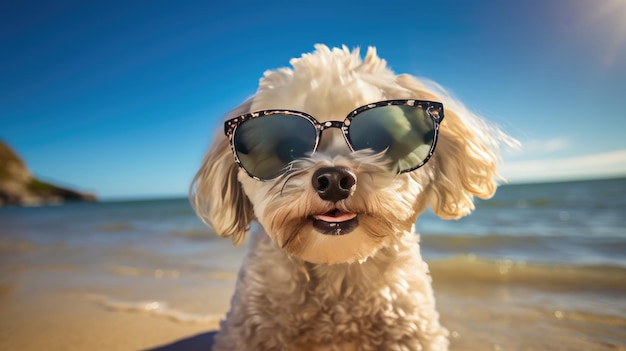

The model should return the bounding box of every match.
[273,267,416,347]
[235,233,437,350]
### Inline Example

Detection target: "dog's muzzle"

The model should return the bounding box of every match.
[310,167,358,235]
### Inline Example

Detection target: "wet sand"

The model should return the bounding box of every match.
[0,289,211,351]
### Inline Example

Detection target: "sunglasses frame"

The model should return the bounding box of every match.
[224,99,445,181]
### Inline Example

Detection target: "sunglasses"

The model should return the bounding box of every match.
[224,99,444,181]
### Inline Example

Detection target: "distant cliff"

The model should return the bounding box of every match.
[0,141,97,206]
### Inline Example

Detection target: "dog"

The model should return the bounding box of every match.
[191,45,511,351]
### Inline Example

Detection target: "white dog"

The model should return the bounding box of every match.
[191,45,510,351]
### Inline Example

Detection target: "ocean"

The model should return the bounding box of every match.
[1,178,625,350]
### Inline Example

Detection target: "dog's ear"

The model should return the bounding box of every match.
[190,100,254,244]
[396,75,513,219]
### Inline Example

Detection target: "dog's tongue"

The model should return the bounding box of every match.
[313,210,357,223]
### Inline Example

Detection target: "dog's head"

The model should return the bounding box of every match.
[191,45,512,264]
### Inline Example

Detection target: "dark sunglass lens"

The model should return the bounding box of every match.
[348,104,436,172]
[233,114,317,179]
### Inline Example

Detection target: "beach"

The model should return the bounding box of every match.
[1,178,625,350]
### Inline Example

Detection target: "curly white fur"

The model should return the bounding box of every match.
[191,45,514,351]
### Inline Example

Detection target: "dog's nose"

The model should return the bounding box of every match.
[312,167,356,202]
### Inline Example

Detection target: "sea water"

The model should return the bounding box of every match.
[418,177,626,267]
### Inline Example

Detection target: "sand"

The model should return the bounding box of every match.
[0,288,211,351]
[1,275,624,351]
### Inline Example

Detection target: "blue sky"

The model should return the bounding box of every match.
[2,0,625,199]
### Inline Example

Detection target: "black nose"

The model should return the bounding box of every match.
[312,167,356,202]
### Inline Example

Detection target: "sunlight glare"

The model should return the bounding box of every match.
[589,0,626,67]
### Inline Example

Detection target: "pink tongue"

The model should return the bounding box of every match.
[313,211,357,223]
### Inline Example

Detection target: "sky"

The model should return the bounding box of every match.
[1,0,625,200]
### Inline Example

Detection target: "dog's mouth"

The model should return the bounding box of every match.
[310,209,358,236]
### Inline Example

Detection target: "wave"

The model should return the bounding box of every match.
[0,238,37,253]
[421,233,547,250]
[99,222,133,232]
[421,233,626,263]
[429,255,626,292]
[476,198,555,209]
[108,264,237,281]
[85,294,223,325]
[108,264,181,278]
[170,229,216,240]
